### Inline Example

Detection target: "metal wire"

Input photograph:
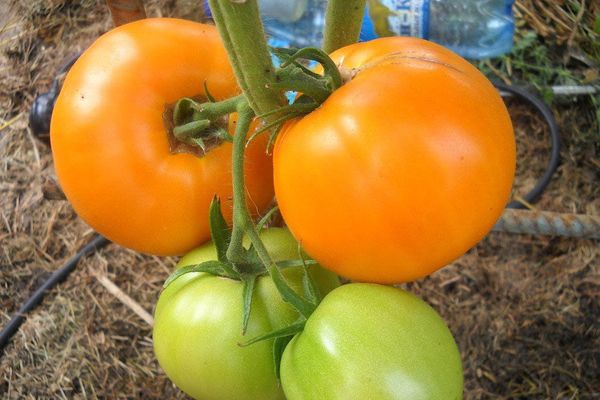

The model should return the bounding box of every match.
[494,209,600,239]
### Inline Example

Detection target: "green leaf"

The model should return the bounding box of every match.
[163,260,238,289]
[273,335,294,380]
[240,320,305,347]
[209,196,232,263]
[256,206,279,231]
[241,275,257,335]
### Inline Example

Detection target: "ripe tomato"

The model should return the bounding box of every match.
[274,37,515,283]
[51,18,274,256]
[280,283,463,400]
[153,228,340,400]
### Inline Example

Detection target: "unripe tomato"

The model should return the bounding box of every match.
[51,18,274,256]
[153,228,340,400]
[274,37,515,283]
[280,283,463,400]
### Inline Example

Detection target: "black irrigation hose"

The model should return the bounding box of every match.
[29,53,80,140]
[1,73,561,354]
[494,82,562,209]
[0,235,109,353]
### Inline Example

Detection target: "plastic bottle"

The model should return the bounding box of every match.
[207,0,515,60]
[360,0,515,59]
[201,0,326,49]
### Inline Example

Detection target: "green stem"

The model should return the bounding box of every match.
[322,0,367,54]
[225,102,255,264]
[225,101,316,319]
[272,66,331,103]
[208,0,283,116]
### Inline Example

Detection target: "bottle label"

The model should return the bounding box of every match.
[360,0,430,42]
[203,1,212,18]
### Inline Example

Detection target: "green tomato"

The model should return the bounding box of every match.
[153,228,340,400]
[280,283,463,400]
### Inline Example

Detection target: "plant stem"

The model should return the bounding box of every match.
[208,0,283,117]
[225,102,316,318]
[273,66,331,103]
[322,0,367,54]
[226,102,255,264]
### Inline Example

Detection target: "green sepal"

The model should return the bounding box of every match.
[272,46,342,91]
[256,206,279,231]
[173,120,211,146]
[275,259,318,269]
[239,319,305,347]
[255,102,318,120]
[250,111,303,140]
[299,249,321,305]
[268,263,316,319]
[273,334,294,380]
[235,244,267,276]
[190,136,207,152]
[209,196,232,263]
[270,46,300,63]
[290,47,342,90]
[203,80,217,103]
[213,127,233,142]
[266,124,282,153]
[163,260,239,289]
[241,275,257,335]
[173,97,197,125]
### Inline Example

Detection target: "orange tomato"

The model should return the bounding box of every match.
[274,37,515,284]
[51,19,274,256]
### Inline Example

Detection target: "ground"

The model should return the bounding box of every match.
[1,0,599,399]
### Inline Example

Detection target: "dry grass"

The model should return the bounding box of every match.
[1,0,599,399]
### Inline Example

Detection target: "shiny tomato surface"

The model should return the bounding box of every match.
[274,37,515,283]
[51,18,274,256]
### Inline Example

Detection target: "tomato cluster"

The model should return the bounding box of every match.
[51,18,515,400]
[153,228,340,400]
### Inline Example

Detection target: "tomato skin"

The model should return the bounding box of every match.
[274,37,515,283]
[153,228,340,400]
[280,283,463,400]
[50,18,274,256]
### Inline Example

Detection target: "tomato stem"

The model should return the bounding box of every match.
[226,101,317,319]
[208,0,283,117]
[272,65,331,104]
[226,102,255,266]
[322,0,367,53]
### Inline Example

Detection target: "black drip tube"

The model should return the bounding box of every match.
[494,82,562,209]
